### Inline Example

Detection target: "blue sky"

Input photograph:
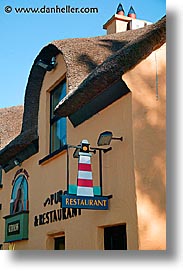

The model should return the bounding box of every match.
[0,0,166,108]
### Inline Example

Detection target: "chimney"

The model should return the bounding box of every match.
[103,3,152,34]
[116,3,125,16]
[128,6,136,19]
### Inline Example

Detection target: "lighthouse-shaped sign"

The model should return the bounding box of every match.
[62,140,111,210]
[77,140,94,197]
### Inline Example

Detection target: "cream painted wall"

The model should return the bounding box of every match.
[116,20,128,33]
[106,19,128,34]
[123,44,166,250]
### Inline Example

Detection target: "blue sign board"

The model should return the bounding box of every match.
[62,194,109,210]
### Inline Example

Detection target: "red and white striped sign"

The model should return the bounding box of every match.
[77,152,94,197]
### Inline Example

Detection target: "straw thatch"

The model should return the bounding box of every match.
[0,106,23,150]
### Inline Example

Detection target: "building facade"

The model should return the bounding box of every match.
[0,6,166,250]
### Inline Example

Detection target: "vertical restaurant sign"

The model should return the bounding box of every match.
[62,140,112,210]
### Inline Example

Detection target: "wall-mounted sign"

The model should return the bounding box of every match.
[33,189,81,227]
[43,190,62,207]
[7,220,20,236]
[4,169,29,243]
[62,139,112,210]
[62,194,109,210]
[4,211,29,243]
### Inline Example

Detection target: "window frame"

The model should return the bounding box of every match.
[49,79,67,154]
[104,224,127,250]
[54,236,65,250]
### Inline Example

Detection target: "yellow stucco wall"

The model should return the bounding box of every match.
[0,53,139,250]
[123,44,166,250]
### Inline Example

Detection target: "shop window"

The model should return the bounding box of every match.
[104,224,127,250]
[10,175,28,214]
[54,236,65,250]
[50,79,67,153]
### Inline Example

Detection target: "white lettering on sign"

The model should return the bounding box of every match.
[8,223,19,233]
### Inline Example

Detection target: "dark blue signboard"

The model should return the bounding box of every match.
[62,194,109,210]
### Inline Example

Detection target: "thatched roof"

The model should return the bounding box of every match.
[0,16,166,171]
[0,106,23,150]
[54,16,166,117]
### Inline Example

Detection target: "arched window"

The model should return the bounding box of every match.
[10,175,28,214]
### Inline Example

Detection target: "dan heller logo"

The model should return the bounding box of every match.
[4,6,12,13]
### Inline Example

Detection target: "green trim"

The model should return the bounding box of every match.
[93,186,101,196]
[68,184,77,195]
[68,185,101,195]
[4,212,29,243]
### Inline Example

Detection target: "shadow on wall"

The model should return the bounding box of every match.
[76,37,166,219]
[131,59,166,249]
